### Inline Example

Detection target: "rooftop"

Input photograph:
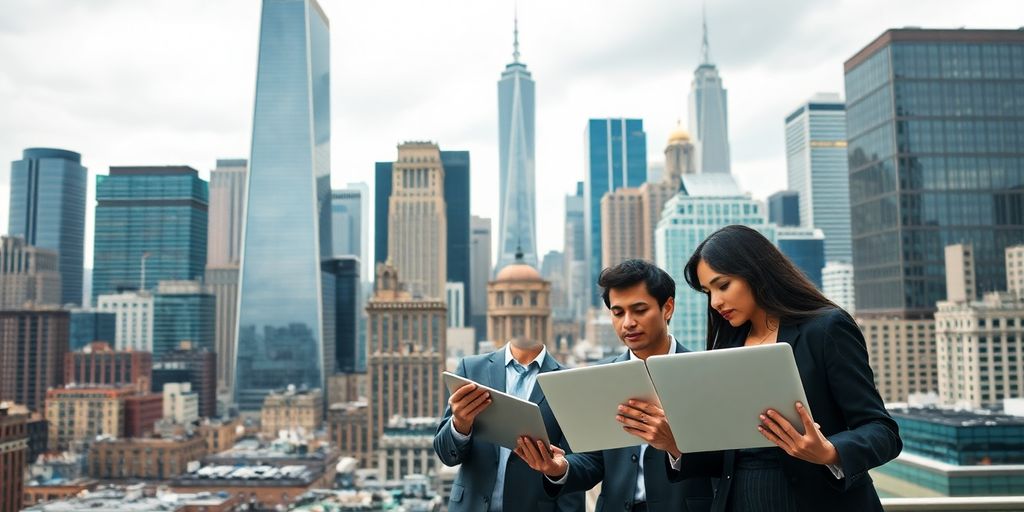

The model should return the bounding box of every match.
[679,174,744,198]
[889,406,1024,428]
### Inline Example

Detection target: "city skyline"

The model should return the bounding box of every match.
[0,0,1016,268]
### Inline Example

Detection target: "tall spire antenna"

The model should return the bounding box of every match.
[700,2,710,64]
[513,1,521,63]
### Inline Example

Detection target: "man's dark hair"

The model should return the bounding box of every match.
[598,259,676,309]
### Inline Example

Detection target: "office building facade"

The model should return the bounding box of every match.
[844,29,1024,316]
[785,93,853,263]
[8,148,87,306]
[235,0,333,411]
[585,118,647,305]
[92,166,208,301]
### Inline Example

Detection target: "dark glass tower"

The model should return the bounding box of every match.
[92,166,208,301]
[8,148,87,306]
[844,29,1024,317]
[584,118,647,306]
[234,0,332,410]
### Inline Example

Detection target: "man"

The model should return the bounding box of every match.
[433,324,585,511]
[516,259,714,512]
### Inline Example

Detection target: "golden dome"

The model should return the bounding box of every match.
[667,124,691,144]
[495,262,543,282]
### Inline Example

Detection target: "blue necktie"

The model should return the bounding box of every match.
[509,361,535,399]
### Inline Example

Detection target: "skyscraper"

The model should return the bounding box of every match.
[785,93,852,263]
[656,175,775,351]
[331,185,368,265]
[234,0,332,411]
[0,309,69,413]
[688,13,731,175]
[322,256,359,373]
[152,280,215,358]
[441,151,472,328]
[563,182,587,320]
[92,166,208,301]
[767,190,800,227]
[364,263,446,468]
[496,14,538,271]
[776,226,826,289]
[584,118,647,305]
[469,215,491,339]
[8,148,87,306]
[387,142,447,299]
[0,236,61,308]
[844,29,1024,317]
[205,158,246,394]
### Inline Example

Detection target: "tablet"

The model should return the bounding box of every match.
[536,359,660,453]
[646,342,810,453]
[442,372,550,450]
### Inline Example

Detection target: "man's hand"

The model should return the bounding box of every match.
[448,383,491,435]
[514,437,569,479]
[616,399,681,458]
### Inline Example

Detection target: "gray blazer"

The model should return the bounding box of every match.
[434,348,585,512]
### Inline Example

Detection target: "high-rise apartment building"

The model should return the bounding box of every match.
[785,93,852,263]
[387,143,447,299]
[364,263,446,467]
[496,16,538,270]
[585,118,647,305]
[0,236,61,309]
[0,309,69,412]
[205,158,246,395]
[469,216,492,339]
[92,166,208,301]
[235,0,333,411]
[96,291,153,352]
[844,29,1024,316]
[8,148,87,306]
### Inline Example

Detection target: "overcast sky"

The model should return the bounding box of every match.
[0,0,1019,270]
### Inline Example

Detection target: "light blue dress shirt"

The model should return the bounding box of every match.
[451,344,547,512]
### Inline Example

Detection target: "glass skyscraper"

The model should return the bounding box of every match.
[844,29,1024,317]
[585,118,647,306]
[92,166,208,302]
[656,174,775,351]
[785,93,852,264]
[776,227,826,290]
[496,16,538,270]
[8,148,87,306]
[152,281,215,358]
[688,16,731,175]
[234,0,332,411]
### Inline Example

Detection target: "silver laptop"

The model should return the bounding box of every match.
[442,372,550,450]
[645,342,810,453]
[536,359,660,453]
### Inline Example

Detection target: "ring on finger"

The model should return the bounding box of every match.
[641,413,647,424]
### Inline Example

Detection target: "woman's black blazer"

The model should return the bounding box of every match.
[666,308,903,512]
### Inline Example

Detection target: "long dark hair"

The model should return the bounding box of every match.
[683,225,847,351]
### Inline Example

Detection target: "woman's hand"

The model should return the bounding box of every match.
[758,402,840,466]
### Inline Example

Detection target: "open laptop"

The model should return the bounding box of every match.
[536,359,661,453]
[442,372,550,450]
[645,342,810,453]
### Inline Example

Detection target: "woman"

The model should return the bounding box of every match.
[668,225,902,511]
